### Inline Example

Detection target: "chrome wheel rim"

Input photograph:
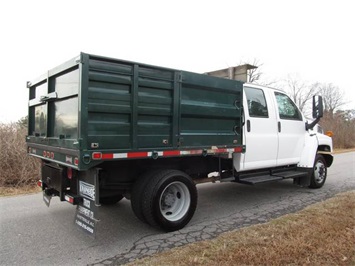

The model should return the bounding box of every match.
[314,160,326,184]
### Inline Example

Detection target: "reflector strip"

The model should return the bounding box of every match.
[93,146,243,161]
[65,195,74,204]
[163,150,180,156]
[127,152,149,158]
[102,153,113,159]
[113,153,128,159]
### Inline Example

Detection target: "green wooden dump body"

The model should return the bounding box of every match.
[26,53,244,170]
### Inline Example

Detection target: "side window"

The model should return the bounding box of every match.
[274,92,302,120]
[245,87,269,118]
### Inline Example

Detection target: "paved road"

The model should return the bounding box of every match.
[1,152,354,266]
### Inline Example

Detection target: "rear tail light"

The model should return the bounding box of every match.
[67,168,73,179]
[92,152,102,160]
[37,180,42,188]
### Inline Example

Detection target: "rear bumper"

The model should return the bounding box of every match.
[27,142,79,170]
[40,164,82,205]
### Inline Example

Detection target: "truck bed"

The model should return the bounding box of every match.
[27,53,244,170]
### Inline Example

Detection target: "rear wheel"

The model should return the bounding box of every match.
[131,170,160,223]
[309,154,327,189]
[132,169,197,231]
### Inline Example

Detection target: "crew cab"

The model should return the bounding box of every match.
[26,53,333,234]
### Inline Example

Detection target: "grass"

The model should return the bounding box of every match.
[128,190,355,266]
[333,148,355,154]
[0,185,41,197]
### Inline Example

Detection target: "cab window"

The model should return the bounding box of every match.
[245,87,268,118]
[274,92,302,120]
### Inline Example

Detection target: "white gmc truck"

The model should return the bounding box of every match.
[27,53,333,234]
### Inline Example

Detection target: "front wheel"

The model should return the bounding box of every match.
[138,170,198,232]
[309,154,327,189]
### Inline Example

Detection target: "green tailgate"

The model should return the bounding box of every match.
[27,57,81,168]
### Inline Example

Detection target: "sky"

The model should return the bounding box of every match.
[0,0,354,122]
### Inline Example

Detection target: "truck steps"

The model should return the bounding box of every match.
[237,175,283,185]
[272,170,308,179]
[236,170,309,185]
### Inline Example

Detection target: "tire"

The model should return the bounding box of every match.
[309,154,327,189]
[99,194,124,205]
[140,170,198,232]
[131,170,161,223]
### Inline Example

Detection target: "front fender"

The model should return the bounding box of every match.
[298,132,333,168]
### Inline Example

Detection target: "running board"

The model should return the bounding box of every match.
[236,171,309,185]
[238,175,283,185]
[272,171,308,179]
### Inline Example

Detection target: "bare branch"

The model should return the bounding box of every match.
[316,83,346,114]
[280,74,317,113]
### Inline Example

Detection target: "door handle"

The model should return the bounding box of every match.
[278,121,281,132]
[247,120,251,132]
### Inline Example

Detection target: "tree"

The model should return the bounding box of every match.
[17,116,28,128]
[316,83,346,115]
[287,75,319,112]
[320,108,355,148]
[240,59,277,86]
[276,74,319,114]
[245,59,263,83]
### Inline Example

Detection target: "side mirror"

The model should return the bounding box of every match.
[312,95,323,119]
[306,95,324,130]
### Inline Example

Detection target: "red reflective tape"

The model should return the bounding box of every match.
[163,150,181,156]
[102,153,114,159]
[127,152,148,158]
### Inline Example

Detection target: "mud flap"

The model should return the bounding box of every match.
[293,168,312,187]
[43,191,52,207]
[74,168,100,237]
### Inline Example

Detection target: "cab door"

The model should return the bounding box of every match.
[273,92,306,166]
[238,86,278,171]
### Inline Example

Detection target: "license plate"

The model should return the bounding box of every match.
[43,192,52,207]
